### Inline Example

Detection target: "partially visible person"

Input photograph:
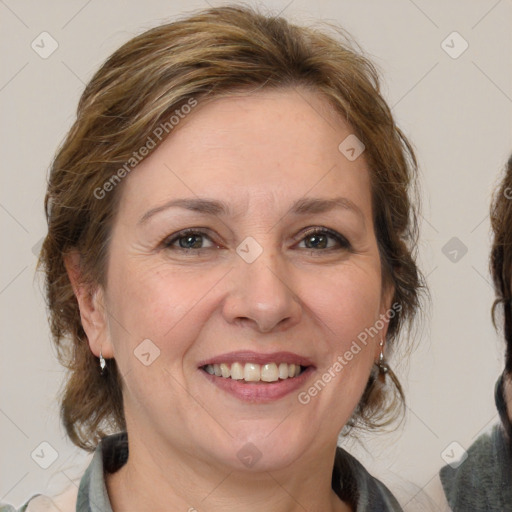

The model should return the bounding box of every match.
[437,154,512,512]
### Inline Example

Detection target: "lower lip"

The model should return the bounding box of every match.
[199,367,315,402]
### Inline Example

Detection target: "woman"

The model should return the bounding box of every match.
[1,5,423,511]
[439,155,512,511]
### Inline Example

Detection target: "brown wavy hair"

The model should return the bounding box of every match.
[491,154,512,375]
[37,4,425,452]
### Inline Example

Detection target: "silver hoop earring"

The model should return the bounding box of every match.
[377,339,389,375]
[99,349,106,375]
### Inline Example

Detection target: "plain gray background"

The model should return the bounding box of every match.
[1,0,511,509]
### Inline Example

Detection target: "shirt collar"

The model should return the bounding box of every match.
[76,432,128,512]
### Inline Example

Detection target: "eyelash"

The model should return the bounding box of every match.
[161,227,351,253]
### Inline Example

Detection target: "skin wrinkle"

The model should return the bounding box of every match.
[138,195,366,228]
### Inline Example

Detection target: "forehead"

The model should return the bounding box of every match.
[116,88,372,220]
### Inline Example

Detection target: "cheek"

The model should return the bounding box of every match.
[309,266,384,342]
[296,281,381,430]
[105,261,220,362]
[303,264,384,401]
[103,266,202,407]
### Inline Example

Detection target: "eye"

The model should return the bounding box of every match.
[161,227,351,253]
[162,229,217,251]
[297,227,351,251]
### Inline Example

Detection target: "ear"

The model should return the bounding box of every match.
[374,281,396,360]
[63,250,114,359]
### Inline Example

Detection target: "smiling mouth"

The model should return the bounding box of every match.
[201,362,308,383]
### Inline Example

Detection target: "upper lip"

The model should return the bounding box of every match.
[197,350,315,368]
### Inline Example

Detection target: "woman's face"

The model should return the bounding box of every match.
[89,88,393,471]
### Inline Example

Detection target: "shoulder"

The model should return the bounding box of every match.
[0,503,31,512]
[26,484,78,512]
[440,423,512,511]
[0,483,79,512]
[0,445,95,512]
[333,446,404,511]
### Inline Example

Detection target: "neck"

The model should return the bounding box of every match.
[105,432,351,512]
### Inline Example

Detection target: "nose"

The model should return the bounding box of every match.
[222,247,302,333]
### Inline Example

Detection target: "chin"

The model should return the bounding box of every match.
[214,426,315,472]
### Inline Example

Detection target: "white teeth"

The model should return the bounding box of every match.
[261,363,279,382]
[230,362,244,380]
[220,363,230,378]
[203,362,304,382]
[244,363,260,382]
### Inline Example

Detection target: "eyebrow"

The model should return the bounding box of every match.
[138,196,364,225]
